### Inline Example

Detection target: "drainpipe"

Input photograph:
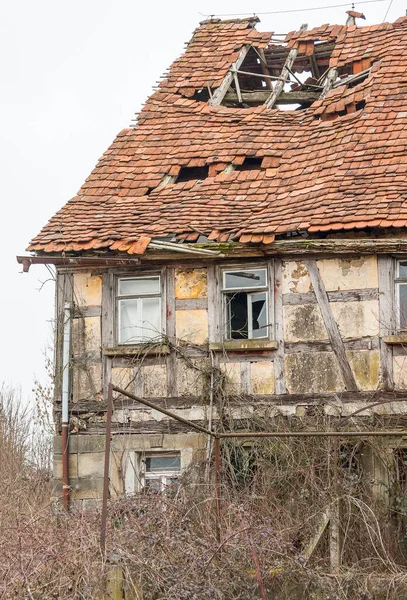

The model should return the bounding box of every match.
[61,303,72,510]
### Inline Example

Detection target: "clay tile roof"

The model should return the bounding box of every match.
[159,16,272,94]
[29,16,407,253]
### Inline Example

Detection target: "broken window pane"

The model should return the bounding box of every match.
[223,268,269,340]
[251,292,267,339]
[225,291,268,339]
[226,292,249,339]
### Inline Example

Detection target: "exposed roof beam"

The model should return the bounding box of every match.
[224,89,319,106]
[320,67,338,98]
[264,23,308,109]
[209,45,250,106]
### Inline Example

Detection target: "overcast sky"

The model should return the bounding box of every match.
[0,0,404,399]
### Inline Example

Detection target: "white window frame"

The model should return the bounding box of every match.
[221,266,271,340]
[395,260,407,331]
[116,273,164,345]
[141,453,181,492]
[123,451,182,495]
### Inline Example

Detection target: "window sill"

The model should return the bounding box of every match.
[103,344,170,357]
[383,335,407,345]
[209,339,278,352]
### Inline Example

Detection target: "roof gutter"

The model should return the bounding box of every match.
[17,255,141,272]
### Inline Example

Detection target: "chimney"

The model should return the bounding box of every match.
[346,10,366,25]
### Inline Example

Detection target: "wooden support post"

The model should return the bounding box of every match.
[378,256,394,390]
[305,259,358,391]
[257,48,273,91]
[302,510,330,563]
[330,440,342,570]
[166,267,177,397]
[329,501,342,570]
[309,52,320,79]
[274,259,286,394]
[233,72,243,103]
[264,24,307,108]
[106,564,123,600]
[215,437,222,542]
[209,45,250,106]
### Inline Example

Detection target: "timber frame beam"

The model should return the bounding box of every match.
[209,45,251,106]
[305,259,358,392]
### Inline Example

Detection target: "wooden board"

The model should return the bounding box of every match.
[283,288,379,306]
[166,267,177,396]
[273,259,286,394]
[378,256,394,390]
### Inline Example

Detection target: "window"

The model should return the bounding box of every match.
[396,261,407,330]
[142,454,181,493]
[117,275,162,344]
[222,268,269,340]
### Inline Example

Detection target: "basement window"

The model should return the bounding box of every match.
[396,261,407,330]
[117,275,162,344]
[222,268,269,340]
[142,454,181,493]
[176,165,209,183]
[235,157,264,171]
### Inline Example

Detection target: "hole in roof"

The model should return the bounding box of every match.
[176,165,209,183]
[221,42,334,111]
[235,157,264,171]
[314,99,366,121]
[355,99,366,111]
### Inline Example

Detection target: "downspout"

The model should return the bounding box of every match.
[61,302,72,510]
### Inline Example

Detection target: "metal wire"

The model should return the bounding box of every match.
[383,0,394,21]
[199,0,386,18]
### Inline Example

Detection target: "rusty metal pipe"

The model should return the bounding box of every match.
[219,431,407,438]
[61,423,69,511]
[61,303,72,510]
[100,383,114,554]
[112,385,216,437]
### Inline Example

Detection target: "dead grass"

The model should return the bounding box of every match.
[2,386,407,599]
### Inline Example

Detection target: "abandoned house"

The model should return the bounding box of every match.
[18,12,407,527]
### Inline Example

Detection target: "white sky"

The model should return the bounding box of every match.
[0,0,404,399]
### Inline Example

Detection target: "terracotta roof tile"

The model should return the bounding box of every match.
[29,16,407,253]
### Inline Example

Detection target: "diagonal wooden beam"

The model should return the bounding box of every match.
[320,67,338,98]
[209,45,250,106]
[305,259,358,391]
[264,23,308,109]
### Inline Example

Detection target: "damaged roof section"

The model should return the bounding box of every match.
[28,15,407,253]
[160,16,271,99]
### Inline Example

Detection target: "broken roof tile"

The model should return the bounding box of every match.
[28,16,407,253]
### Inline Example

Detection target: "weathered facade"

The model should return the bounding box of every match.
[20,14,407,509]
